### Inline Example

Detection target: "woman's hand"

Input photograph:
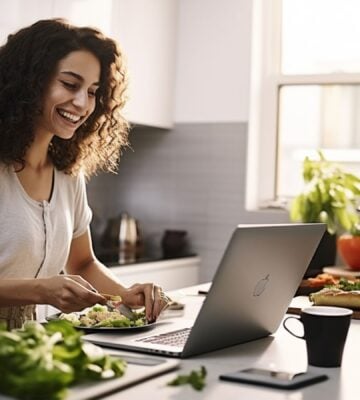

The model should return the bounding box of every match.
[121,283,171,322]
[40,275,106,313]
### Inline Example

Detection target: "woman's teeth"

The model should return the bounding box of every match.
[58,109,81,123]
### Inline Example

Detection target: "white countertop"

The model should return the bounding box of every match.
[100,283,360,400]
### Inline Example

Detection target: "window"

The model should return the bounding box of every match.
[246,0,360,209]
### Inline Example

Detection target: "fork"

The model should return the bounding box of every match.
[114,303,137,320]
[101,293,137,320]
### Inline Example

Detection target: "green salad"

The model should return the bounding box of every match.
[326,278,360,291]
[59,304,146,328]
[0,320,127,400]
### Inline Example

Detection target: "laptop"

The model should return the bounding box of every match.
[85,223,326,358]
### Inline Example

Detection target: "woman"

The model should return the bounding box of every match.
[0,19,169,329]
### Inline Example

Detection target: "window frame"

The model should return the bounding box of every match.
[246,0,360,210]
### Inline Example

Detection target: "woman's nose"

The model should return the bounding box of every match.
[72,90,88,109]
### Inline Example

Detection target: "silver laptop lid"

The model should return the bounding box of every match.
[84,223,326,358]
[182,223,326,357]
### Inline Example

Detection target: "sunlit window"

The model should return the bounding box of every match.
[277,85,360,198]
[247,0,360,208]
[277,0,360,201]
[282,0,360,74]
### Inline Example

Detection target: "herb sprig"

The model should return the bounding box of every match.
[167,366,207,391]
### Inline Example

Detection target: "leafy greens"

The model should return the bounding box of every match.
[327,277,360,291]
[0,320,126,400]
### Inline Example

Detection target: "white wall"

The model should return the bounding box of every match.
[174,0,252,123]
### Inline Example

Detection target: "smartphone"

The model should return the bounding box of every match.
[219,368,328,390]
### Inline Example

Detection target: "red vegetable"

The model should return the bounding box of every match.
[337,235,360,270]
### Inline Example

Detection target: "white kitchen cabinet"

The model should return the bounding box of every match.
[111,0,178,128]
[0,0,113,51]
[0,0,54,44]
[1,0,177,128]
[109,256,201,291]
[52,0,114,36]
[52,0,178,128]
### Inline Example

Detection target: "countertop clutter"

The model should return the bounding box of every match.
[91,212,194,267]
[93,287,360,400]
[7,285,360,400]
[34,286,359,400]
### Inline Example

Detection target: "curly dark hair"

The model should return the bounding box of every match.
[0,18,129,177]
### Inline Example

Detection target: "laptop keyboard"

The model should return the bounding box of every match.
[136,328,191,347]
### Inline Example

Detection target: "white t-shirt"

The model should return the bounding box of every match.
[0,164,92,279]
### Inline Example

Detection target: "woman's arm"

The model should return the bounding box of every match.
[66,228,170,321]
[0,274,106,312]
[65,228,126,294]
[0,279,43,306]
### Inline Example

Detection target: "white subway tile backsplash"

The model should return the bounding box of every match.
[87,122,288,282]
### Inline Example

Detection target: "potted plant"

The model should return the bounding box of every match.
[290,151,360,272]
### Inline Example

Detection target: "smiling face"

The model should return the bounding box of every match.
[37,49,101,140]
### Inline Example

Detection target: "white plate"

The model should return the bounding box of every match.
[323,265,360,278]
[46,313,157,332]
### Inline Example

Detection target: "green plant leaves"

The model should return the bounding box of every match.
[290,151,360,235]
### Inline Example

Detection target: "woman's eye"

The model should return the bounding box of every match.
[61,81,77,90]
[88,90,97,97]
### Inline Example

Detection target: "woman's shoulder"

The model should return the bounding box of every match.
[0,162,9,171]
[55,168,87,192]
[56,168,85,181]
[0,163,12,179]
[0,164,16,196]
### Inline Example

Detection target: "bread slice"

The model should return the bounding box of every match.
[310,287,360,309]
